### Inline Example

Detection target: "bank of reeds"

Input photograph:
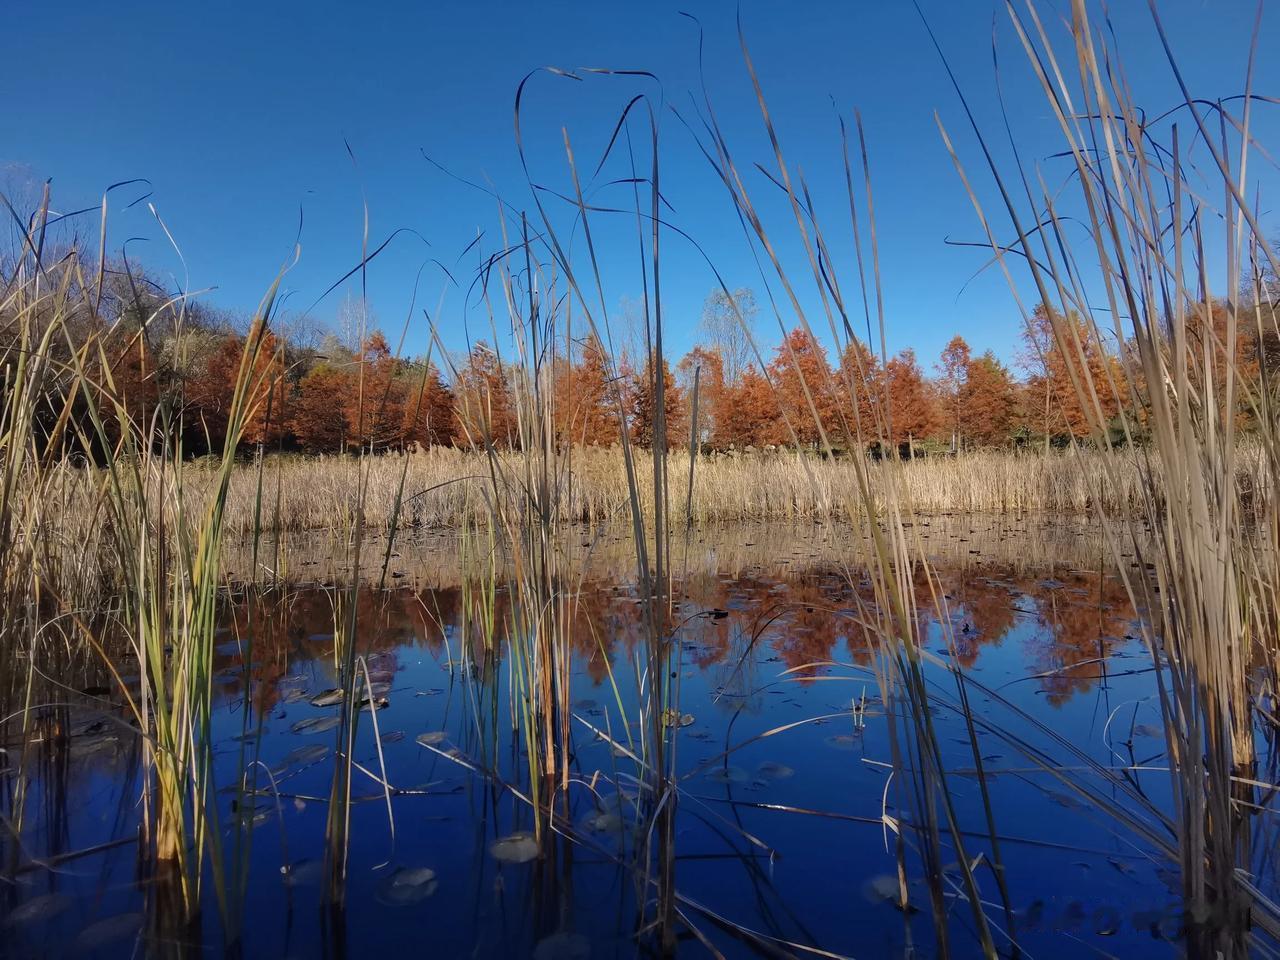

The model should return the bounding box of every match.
[14,442,1272,553]
[4,3,1280,957]
[925,1,1280,954]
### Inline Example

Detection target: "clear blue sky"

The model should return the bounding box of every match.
[7,1,1277,373]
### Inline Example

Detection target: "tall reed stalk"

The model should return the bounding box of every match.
[925,1,1280,951]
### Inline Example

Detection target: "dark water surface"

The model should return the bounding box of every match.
[1,519,1226,958]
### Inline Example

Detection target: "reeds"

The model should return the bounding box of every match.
[3,4,1279,957]
[0,189,295,944]
[14,443,1274,558]
[926,1,1280,952]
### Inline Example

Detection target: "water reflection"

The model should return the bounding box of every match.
[216,553,1141,712]
[4,518,1175,959]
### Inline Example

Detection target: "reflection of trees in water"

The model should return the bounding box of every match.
[1018,572,1135,706]
[213,559,1139,710]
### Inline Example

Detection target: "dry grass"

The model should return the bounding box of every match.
[67,443,1264,536]
[17,444,1266,599]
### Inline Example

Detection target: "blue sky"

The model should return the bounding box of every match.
[7,1,1278,373]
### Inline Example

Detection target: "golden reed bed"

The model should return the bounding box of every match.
[31,442,1271,543]
[183,443,1269,533]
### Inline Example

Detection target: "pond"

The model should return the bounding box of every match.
[1,518,1231,957]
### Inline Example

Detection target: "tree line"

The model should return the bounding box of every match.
[12,256,1270,459]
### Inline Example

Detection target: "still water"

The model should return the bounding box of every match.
[1,518,1228,957]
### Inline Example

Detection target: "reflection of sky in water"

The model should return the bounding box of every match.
[3,527,1209,959]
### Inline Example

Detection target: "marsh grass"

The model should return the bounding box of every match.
[20,442,1273,558]
[921,1,1280,953]
[0,188,298,945]
[3,4,1280,958]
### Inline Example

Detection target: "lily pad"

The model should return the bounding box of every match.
[376,866,438,905]
[862,874,905,906]
[282,744,328,766]
[824,734,860,751]
[755,761,794,780]
[73,913,144,951]
[660,708,695,729]
[309,688,344,707]
[280,858,323,888]
[6,892,72,927]
[862,874,918,913]
[490,831,539,864]
[580,810,627,837]
[291,716,340,736]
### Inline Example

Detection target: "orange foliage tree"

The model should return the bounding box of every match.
[885,348,938,448]
[960,351,1017,447]
[1184,299,1261,428]
[836,337,883,440]
[1022,303,1121,440]
[454,342,517,449]
[345,331,407,450]
[553,335,619,446]
[99,324,159,442]
[676,345,725,446]
[187,331,286,450]
[935,335,971,450]
[629,356,685,448]
[712,366,777,449]
[764,327,839,446]
[290,363,352,453]
[402,363,458,448]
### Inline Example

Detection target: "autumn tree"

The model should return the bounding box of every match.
[98,323,160,445]
[936,335,971,451]
[629,356,685,448]
[765,327,839,446]
[290,363,352,453]
[1183,299,1261,428]
[454,342,517,449]
[885,348,938,449]
[553,335,619,446]
[712,366,776,449]
[960,351,1017,447]
[836,337,883,440]
[186,330,286,450]
[1021,303,1121,441]
[676,345,725,446]
[345,331,407,450]
[402,363,458,448]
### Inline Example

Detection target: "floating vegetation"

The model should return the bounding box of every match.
[824,734,861,751]
[489,832,539,864]
[4,4,1279,956]
[5,893,72,927]
[308,688,344,707]
[659,708,695,729]
[754,760,794,780]
[375,867,439,905]
[73,914,144,952]
[280,858,324,888]
[290,716,341,736]
[283,743,329,765]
